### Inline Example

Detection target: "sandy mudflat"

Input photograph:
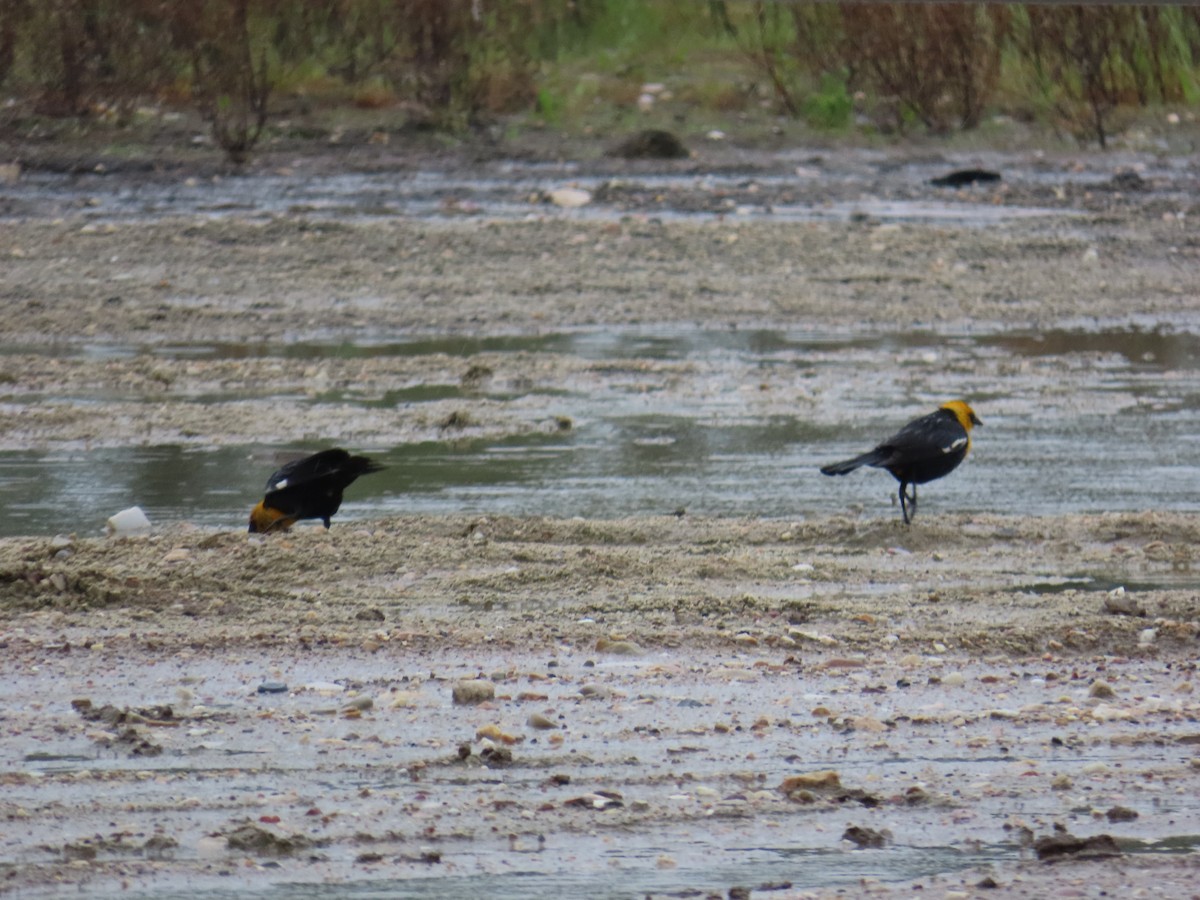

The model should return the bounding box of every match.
[1,138,1199,897]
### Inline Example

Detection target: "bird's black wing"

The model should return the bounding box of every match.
[876,409,968,465]
[264,448,354,494]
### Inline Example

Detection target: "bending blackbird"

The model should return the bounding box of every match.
[248,448,384,533]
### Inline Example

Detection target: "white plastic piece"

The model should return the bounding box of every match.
[106,506,151,536]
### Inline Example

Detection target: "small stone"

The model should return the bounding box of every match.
[595,638,643,656]
[779,770,840,795]
[1051,774,1072,790]
[842,825,889,848]
[789,629,838,646]
[1089,682,1117,700]
[943,672,965,687]
[162,548,190,564]
[256,682,288,694]
[476,724,519,744]
[1103,592,1145,617]
[343,695,374,712]
[452,679,495,706]
[1106,805,1138,822]
[547,187,592,208]
[304,681,345,695]
[527,713,557,730]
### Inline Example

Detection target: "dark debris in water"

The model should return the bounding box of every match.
[930,168,1001,188]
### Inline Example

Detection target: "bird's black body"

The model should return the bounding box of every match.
[249,449,383,533]
[820,403,979,524]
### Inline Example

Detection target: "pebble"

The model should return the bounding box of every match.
[1089,682,1117,700]
[304,681,345,695]
[1106,805,1138,822]
[527,713,557,730]
[547,187,592,208]
[779,770,840,794]
[595,638,643,656]
[452,679,496,706]
[789,629,838,646]
[256,682,288,694]
[943,672,965,687]
[476,724,519,744]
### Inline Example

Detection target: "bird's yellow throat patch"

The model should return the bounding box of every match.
[248,501,295,534]
[940,400,981,433]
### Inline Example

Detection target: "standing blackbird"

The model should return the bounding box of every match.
[820,400,980,524]
[248,448,384,533]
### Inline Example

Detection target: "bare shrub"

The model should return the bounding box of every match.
[839,3,1010,132]
[1019,5,1195,147]
[173,0,272,164]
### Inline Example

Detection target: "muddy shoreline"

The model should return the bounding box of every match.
[2,136,1199,896]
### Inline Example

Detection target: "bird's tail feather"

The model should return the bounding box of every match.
[820,449,888,476]
[349,456,385,477]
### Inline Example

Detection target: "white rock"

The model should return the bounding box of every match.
[548,187,592,208]
[106,506,151,536]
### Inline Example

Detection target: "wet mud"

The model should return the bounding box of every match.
[1,139,1199,897]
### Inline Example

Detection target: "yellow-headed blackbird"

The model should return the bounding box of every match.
[248,448,384,534]
[820,400,980,524]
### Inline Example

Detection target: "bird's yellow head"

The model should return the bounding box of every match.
[940,400,981,432]
[248,501,295,534]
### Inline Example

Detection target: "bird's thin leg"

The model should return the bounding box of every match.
[899,483,917,524]
[322,517,331,529]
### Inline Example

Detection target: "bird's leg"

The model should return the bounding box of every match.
[899,483,917,524]
[322,517,331,529]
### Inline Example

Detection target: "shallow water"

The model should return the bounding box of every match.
[2,324,1198,536]
[3,165,1080,227]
